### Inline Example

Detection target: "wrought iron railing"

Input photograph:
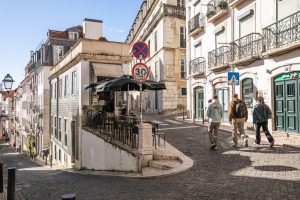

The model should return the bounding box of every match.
[85,110,139,149]
[188,13,205,33]
[263,10,300,51]
[189,57,206,75]
[207,0,228,19]
[208,46,231,69]
[163,4,186,19]
[231,33,263,61]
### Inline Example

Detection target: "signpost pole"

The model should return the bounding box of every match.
[139,81,143,124]
[231,65,235,96]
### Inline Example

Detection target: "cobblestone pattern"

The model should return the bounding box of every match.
[1,117,300,200]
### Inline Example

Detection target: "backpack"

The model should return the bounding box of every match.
[265,105,272,119]
[234,101,246,118]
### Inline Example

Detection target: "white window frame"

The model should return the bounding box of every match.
[69,31,79,40]
[71,71,76,95]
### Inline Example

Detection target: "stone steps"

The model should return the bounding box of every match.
[148,159,182,170]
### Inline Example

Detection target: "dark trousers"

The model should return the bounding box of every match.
[255,121,274,144]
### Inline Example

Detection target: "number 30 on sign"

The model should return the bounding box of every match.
[132,63,149,81]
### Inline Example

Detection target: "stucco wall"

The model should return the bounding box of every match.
[82,129,138,172]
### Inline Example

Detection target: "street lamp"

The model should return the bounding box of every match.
[2,74,14,90]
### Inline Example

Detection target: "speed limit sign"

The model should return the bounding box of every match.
[132,63,149,81]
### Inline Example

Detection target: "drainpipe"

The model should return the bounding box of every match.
[48,80,52,162]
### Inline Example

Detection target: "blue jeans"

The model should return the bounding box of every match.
[255,121,274,144]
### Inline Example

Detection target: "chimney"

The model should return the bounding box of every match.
[83,18,103,40]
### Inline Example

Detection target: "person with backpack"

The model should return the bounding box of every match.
[253,96,275,147]
[229,93,248,147]
[206,95,223,150]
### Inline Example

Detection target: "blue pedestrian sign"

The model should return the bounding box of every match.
[228,72,239,85]
[132,42,149,60]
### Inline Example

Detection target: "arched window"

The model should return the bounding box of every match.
[242,78,253,108]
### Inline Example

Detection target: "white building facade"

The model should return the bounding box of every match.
[126,0,187,113]
[49,19,131,168]
[186,0,300,134]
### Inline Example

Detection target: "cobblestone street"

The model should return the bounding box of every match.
[1,118,300,200]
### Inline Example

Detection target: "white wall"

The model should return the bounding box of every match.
[82,129,138,171]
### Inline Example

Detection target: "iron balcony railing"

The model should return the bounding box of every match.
[188,13,205,33]
[207,0,228,19]
[231,33,263,61]
[189,57,206,76]
[163,4,186,19]
[208,46,231,69]
[263,10,300,51]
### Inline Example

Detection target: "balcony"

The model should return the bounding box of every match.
[189,57,206,77]
[230,33,263,66]
[163,4,186,19]
[188,13,205,37]
[208,46,231,71]
[228,0,246,7]
[206,0,229,23]
[263,11,300,56]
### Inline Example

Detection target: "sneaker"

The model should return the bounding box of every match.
[210,143,216,150]
[244,139,248,147]
[270,140,275,147]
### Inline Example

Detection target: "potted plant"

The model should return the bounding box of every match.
[206,10,216,18]
[218,0,228,9]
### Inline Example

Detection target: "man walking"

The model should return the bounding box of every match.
[229,93,248,147]
[206,95,223,150]
[253,96,275,147]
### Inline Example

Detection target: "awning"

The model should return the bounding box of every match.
[144,80,166,90]
[92,63,124,78]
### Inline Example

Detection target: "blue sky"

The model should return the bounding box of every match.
[0,0,142,87]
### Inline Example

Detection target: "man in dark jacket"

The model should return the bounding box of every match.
[228,93,248,147]
[253,96,274,147]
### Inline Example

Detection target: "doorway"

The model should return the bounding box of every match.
[216,87,230,122]
[194,87,204,120]
[274,74,299,133]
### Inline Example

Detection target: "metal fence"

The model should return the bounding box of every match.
[263,10,300,51]
[189,57,206,76]
[208,46,231,69]
[231,33,263,60]
[85,110,139,149]
[188,13,205,33]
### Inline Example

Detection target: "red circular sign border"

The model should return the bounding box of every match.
[132,63,149,81]
[131,42,150,61]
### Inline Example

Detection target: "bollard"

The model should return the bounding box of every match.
[45,156,48,166]
[62,194,76,200]
[0,162,3,193]
[182,108,185,121]
[50,155,52,168]
[7,167,16,200]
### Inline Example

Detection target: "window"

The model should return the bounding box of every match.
[287,83,295,96]
[180,26,186,48]
[181,88,187,95]
[71,71,76,95]
[64,76,68,97]
[155,61,159,81]
[215,29,226,49]
[50,83,53,99]
[148,40,151,57]
[51,116,53,135]
[154,31,158,52]
[177,0,185,7]
[54,82,57,99]
[69,32,79,40]
[53,46,64,64]
[242,78,253,108]
[58,79,62,99]
[59,149,61,161]
[54,145,57,159]
[54,116,57,139]
[64,119,68,146]
[58,118,62,141]
[180,58,186,79]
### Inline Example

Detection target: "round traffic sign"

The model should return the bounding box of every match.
[132,42,149,60]
[132,63,149,81]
